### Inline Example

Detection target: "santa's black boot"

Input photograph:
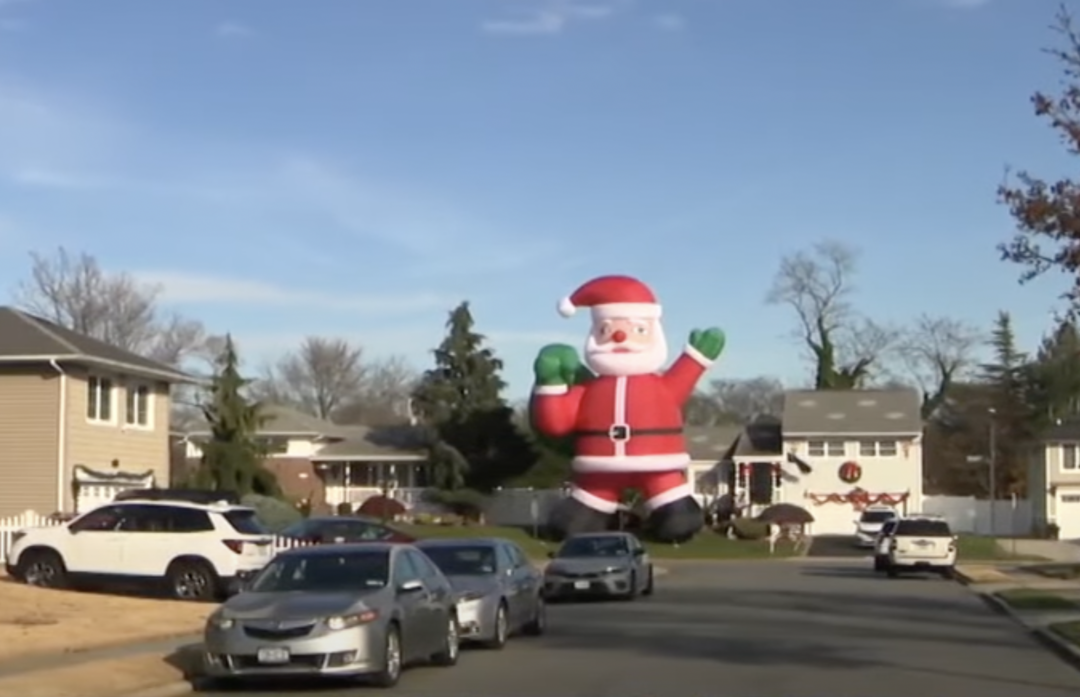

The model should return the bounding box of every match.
[547,497,613,540]
[646,497,705,543]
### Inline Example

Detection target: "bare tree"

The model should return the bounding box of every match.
[12,248,216,366]
[767,240,895,388]
[258,337,367,420]
[707,377,785,423]
[337,356,419,426]
[898,315,983,419]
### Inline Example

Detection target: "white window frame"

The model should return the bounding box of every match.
[124,382,153,429]
[1062,444,1079,472]
[860,440,899,457]
[807,440,845,457]
[86,375,116,425]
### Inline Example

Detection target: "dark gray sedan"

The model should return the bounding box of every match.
[543,532,654,600]
[202,543,459,688]
[416,538,545,648]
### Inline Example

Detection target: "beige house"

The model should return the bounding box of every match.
[0,307,192,519]
[1030,419,1080,539]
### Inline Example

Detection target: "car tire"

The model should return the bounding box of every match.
[885,566,898,578]
[872,557,884,572]
[165,559,218,601]
[371,624,402,688]
[523,596,546,636]
[484,602,509,650]
[642,566,654,596]
[18,549,67,589]
[939,567,954,580]
[431,613,460,666]
[622,572,638,601]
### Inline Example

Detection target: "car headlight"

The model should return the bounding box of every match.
[604,566,629,574]
[207,614,234,630]
[326,610,378,630]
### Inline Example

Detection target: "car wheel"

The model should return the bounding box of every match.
[484,602,509,649]
[523,596,546,636]
[872,557,884,572]
[885,566,898,578]
[623,572,638,601]
[371,624,402,688]
[642,566,654,596]
[431,613,460,666]
[939,567,954,580]
[18,549,67,589]
[166,559,217,601]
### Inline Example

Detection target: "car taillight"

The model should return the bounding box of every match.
[222,539,244,554]
[948,541,956,552]
[889,539,897,551]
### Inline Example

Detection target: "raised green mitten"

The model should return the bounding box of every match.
[688,328,726,361]
[533,344,582,386]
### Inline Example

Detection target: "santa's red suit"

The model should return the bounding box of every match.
[531,276,715,517]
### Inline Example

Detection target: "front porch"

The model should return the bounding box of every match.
[313,457,436,512]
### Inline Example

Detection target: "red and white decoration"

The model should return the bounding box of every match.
[837,461,862,484]
[805,487,909,511]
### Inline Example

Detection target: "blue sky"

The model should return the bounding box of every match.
[0,0,1072,398]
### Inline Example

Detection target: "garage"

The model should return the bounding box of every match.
[1057,490,1080,540]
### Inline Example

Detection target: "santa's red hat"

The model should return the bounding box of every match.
[557,275,661,320]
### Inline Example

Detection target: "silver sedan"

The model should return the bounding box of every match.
[202,543,460,688]
[416,538,546,648]
[543,532,654,600]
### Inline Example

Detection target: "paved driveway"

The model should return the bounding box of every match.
[206,560,1080,697]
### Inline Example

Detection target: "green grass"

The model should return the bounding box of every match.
[396,524,797,560]
[995,588,1080,611]
[956,535,1045,561]
[1029,563,1080,580]
[1050,620,1080,647]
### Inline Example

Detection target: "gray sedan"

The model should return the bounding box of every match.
[202,543,459,688]
[416,538,545,648]
[543,532,654,600]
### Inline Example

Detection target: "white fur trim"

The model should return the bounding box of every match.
[684,343,714,367]
[533,384,569,396]
[572,452,690,473]
[558,297,576,317]
[643,483,694,511]
[590,302,662,320]
[570,487,621,514]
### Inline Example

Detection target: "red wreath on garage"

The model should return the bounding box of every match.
[838,461,862,484]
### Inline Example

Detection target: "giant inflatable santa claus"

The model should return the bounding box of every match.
[530,275,725,543]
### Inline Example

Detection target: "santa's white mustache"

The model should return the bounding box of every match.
[587,345,645,354]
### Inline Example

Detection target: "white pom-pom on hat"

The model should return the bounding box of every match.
[557,297,576,317]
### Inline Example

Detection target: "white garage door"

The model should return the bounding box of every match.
[1058,493,1080,540]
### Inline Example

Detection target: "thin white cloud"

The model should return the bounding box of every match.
[653,14,685,31]
[134,271,450,315]
[215,21,255,39]
[481,0,621,36]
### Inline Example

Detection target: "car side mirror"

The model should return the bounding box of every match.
[397,579,424,594]
[547,551,555,559]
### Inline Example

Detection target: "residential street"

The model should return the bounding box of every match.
[201,560,1080,697]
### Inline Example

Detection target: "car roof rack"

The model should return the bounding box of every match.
[113,488,241,505]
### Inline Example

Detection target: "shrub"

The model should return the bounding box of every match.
[421,488,488,523]
[357,495,407,520]
[336,502,355,516]
[730,517,770,541]
[242,493,303,533]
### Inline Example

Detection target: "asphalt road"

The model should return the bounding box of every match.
[201,560,1080,697]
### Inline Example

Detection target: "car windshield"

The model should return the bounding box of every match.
[859,510,895,523]
[420,545,497,576]
[223,509,267,535]
[248,550,390,593]
[896,519,952,537]
[557,536,629,558]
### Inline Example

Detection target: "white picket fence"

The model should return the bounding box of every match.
[920,495,1034,536]
[0,510,311,565]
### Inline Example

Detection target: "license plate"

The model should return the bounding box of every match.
[573,580,590,589]
[913,540,931,548]
[257,648,290,664]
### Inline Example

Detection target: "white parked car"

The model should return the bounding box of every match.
[882,515,957,578]
[4,495,275,600]
[854,506,898,548]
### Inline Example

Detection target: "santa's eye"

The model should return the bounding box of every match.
[633,325,648,335]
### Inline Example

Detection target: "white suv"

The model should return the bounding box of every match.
[883,515,957,578]
[854,506,897,548]
[4,497,275,600]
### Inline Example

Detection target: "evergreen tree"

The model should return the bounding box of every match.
[412,302,538,492]
[978,311,1032,496]
[193,335,280,496]
[1027,319,1080,427]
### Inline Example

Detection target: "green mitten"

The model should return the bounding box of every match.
[533,344,582,386]
[688,328,726,361]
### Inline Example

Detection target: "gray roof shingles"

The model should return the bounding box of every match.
[781,389,922,435]
[0,306,190,381]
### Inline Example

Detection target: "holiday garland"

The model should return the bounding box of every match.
[806,487,908,508]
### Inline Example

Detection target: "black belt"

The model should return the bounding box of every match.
[575,426,683,442]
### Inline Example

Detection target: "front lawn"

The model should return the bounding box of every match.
[1050,620,1080,647]
[995,588,1079,611]
[397,524,797,560]
[957,535,1045,561]
[1030,563,1080,580]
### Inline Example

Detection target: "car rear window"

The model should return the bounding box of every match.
[859,510,895,523]
[895,519,952,537]
[223,509,267,535]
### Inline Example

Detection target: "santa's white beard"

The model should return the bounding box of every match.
[585,329,669,377]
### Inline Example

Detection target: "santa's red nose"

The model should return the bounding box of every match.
[611,329,627,343]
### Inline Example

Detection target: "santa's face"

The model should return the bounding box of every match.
[584,317,668,376]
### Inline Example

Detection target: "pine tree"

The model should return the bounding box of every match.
[978,311,1032,496]
[412,302,538,492]
[193,335,280,496]
[1028,319,1080,426]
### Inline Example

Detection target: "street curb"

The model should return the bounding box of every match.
[973,590,1080,671]
[115,679,193,697]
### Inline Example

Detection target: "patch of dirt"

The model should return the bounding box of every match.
[954,564,1019,584]
[0,649,190,697]
[0,573,211,661]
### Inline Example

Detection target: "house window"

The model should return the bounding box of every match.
[807,440,845,457]
[87,376,114,423]
[859,440,899,457]
[125,384,151,427]
[255,437,289,455]
[1064,445,1079,471]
